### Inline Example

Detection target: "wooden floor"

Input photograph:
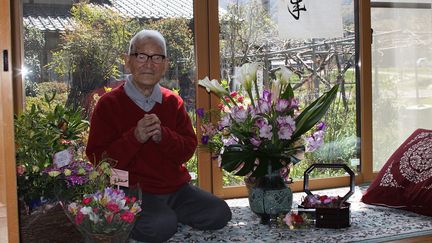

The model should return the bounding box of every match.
[387,235,432,243]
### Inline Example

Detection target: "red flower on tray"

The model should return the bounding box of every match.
[301,194,347,208]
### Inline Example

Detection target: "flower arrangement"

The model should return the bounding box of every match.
[42,149,113,203]
[65,187,142,236]
[15,94,89,212]
[197,62,338,178]
[279,210,314,229]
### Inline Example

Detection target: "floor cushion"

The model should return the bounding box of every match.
[361,128,432,216]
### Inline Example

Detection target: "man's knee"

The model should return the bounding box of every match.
[210,199,232,229]
[130,211,178,242]
[197,199,232,230]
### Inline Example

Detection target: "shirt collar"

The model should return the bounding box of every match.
[125,75,162,104]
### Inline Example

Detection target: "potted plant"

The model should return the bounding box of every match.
[197,62,338,224]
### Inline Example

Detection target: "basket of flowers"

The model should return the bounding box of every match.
[63,187,142,243]
[42,149,142,242]
[15,94,90,242]
[298,163,355,228]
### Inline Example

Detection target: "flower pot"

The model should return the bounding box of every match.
[245,170,293,225]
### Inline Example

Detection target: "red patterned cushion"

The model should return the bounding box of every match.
[362,129,432,216]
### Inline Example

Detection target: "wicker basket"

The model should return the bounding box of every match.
[19,202,84,243]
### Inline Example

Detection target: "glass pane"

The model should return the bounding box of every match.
[218,0,359,186]
[371,1,432,171]
[20,0,197,214]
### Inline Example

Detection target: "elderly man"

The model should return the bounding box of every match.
[86,29,231,242]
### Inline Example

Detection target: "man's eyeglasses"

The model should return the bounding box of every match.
[130,53,166,64]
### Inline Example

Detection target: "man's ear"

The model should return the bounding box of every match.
[123,53,130,73]
[163,58,169,72]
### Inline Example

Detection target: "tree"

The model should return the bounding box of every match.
[144,18,195,110]
[220,0,277,78]
[144,18,194,81]
[49,3,139,114]
[23,25,45,96]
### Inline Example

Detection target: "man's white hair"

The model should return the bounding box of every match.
[128,29,167,56]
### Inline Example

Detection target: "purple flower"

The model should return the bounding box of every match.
[259,124,273,139]
[218,115,232,128]
[306,130,325,152]
[201,135,209,145]
[196,108,205,118]
[222,136,238,146]
[316,122,326,131]
[278,126,294,140]
[275,99,289,112]
[255,118,267,128]
[231,106,248,122]
[257,100,271,113]
[289,98,299,109]
[262,90,272,103]
[249,137,262,147]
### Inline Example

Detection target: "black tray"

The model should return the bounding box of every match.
[299,163,355,229]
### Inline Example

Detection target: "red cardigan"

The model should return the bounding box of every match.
[86,84,197,194]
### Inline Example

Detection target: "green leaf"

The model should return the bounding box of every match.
[293,84,339,139]
[280,83,294,100]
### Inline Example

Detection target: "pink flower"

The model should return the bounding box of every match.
[16,165,26,175]
[82,197,92,205]
[105,213,114,223]
[125,196,131,205]
[107,202,120,213]
[120,211,135,223]
[75,211,85,225]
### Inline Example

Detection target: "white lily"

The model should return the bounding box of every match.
[271,79,281,102]
[235,63,259,91]
[198,76,229,97]
[277,66,292,85]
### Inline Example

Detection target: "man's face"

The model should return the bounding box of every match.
[125,37,168,90]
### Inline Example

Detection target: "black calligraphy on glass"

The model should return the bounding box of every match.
[287,0,307,20]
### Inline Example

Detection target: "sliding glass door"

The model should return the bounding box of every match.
[371,0,432,171]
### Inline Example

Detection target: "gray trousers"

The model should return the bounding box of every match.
[129,184,232,243]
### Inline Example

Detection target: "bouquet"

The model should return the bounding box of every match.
[197,62,338,179]
[42,148,113,203]
[65,187,142,236]
[15,93,89,212]
[276,210,315,229]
